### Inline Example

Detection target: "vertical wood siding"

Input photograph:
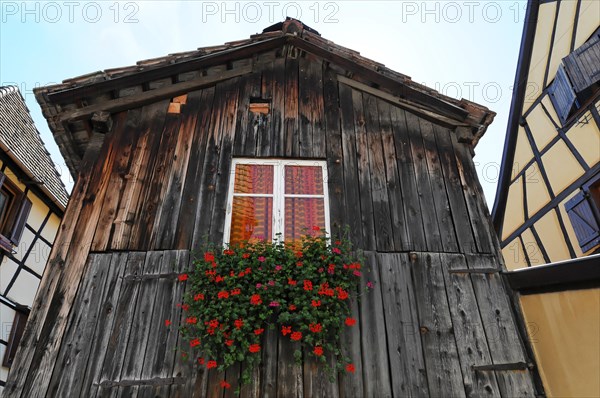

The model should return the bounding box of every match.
[4,50,538,397]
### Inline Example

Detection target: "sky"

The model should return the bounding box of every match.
[0,0,527,206]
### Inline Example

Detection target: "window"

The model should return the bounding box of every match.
[549,30,600,125]
[0,171,32,252]
[2,306,29,368]
[223,159,330,245]
[565,173,600,253]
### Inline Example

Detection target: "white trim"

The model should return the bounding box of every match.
[223,158,330,245]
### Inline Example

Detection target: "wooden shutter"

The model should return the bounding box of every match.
[563,32,600,95]
[2,306,30,368]
[9,195,32,245]
[565,191,600,252]
[548,64,578,124]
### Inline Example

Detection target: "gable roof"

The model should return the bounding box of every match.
[0,86,69,209]
[34,18,496,178]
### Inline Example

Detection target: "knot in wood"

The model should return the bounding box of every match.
[419,326,429,334]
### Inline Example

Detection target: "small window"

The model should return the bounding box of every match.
[0,171,32,252]
[549,30,600,125]
[565,174,600,253]
[223,159,330,245]
[2,306,29,368]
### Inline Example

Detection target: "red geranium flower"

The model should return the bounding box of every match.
[198,357,205,365]
[346,364,355,373]
[164,319,171,327]
[208,319,219,328]
[178,273,188,281]
[281,325,292,336]
[186,317,197,324]
[313,346,323,356]
[204,252,215,262]
[234,319,244,329]
[288,278,297,286]
[345,317,357,326]
[250,294,262,305]
[242,253,250,259]
[337,289,349,300]
[231,288,241,296]
[223,249,234,255]
[215,275,224,283]
[207,360,217,369]
[296,261,303,267]
[312,225,320,231]
[332,247,342,254]
[181,304,190,311]
[303,280,313,291]
[217,291,229,299]
[311,300,321,307]
[291,331,302,341]
[220,380,231,389]
[309,323,322,333]
[190,338,200,347]
[249,344,261,353]
[194,293,205,301]
[295,251,303,258]
[288,304,297,311]
[225,339,234,346]
[254,328,264,335]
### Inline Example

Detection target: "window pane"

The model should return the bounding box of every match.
[285,166,324,195]
[234,164,273,194]
[284,198,326,240]
[230,197,273,244]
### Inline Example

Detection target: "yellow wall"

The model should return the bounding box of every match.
[520,289,600,398]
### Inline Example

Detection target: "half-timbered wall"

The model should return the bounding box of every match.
[494,1,600,397]
[0,161,61,393]
[5,49,539,397]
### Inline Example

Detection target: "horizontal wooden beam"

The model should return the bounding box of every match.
[123,272,180,282]
[48,36,286,104]
[59,64,253,123]
[338,75,470,128]
[97,377,185,388]
[503,254,600,295]
[472,362,532,371]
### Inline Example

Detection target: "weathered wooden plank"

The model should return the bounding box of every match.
[110,101,170,250]
[359,251,392,398]
[208,78,240,244]
[405,111,443,252]
[410,252,466,398]
[377,100,409,251]
[233,73,260,157]
[389,105,427,251]
[465,254,536,397]
[258,326,279,398]
[377,253,428,397]
[432,124,478,253]
[337,83,363,248]
[440,253,501,397]
[256,63,274,158]
[352,89,376,251]
[46,254,112,397]
[303,353,339,398]
[191,80,230,249]
[322,67,345,232]
[419,118,459,253]
[298,54,325,158]
[269,56,286,157]
[79,253,129,398]
[174,87,215,250]
[284,49,300,157]
[137,250,189,398]
[276,339,303,398]
[129,112,182,250]
[450,130,495,253]
[363,94,394,251]
[154,91,204,250]
[338,296,363,398]
[115,251,164,398]
[93,252,147,398]
[91,109,142,251]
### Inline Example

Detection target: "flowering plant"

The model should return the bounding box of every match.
[170,227,370,390]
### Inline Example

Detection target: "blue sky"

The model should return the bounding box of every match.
[0,1,526,205]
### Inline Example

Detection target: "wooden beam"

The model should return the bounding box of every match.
[472,362,532,371]
[337,75,470,128]
[60,65,252,123]
[48,36,286,104]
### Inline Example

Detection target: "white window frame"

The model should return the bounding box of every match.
[223,158,331,245]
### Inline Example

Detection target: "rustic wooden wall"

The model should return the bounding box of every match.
[5,48,539,397]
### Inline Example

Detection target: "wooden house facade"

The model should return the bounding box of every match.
[0,86,68,394]
[492,1,600,397]
[6,20,541,397]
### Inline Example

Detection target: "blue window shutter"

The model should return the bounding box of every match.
[565,191,600,252]
[548,65,578,125]
[563,31,600,95]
